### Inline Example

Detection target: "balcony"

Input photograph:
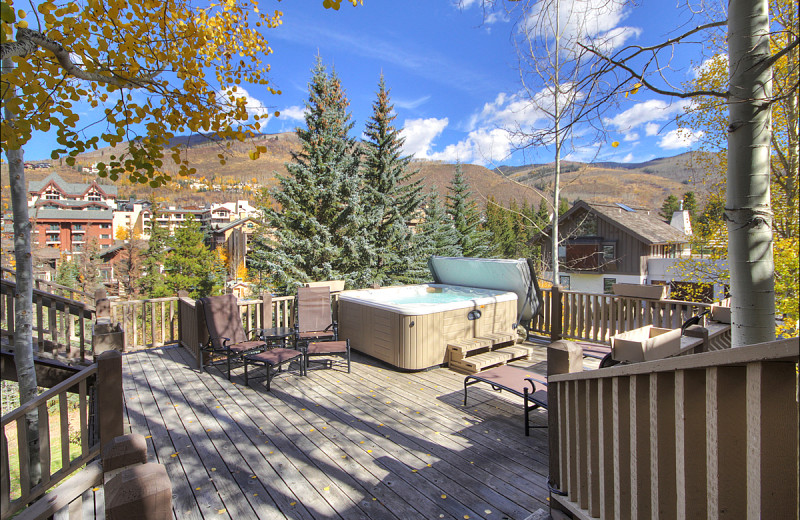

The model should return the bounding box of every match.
[1,276,797,519]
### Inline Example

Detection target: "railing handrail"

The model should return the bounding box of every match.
[0,267,94,304]
[549,337,798,383]
[540,286,714,307]
[1,279,94,315]
[0,364,98,426]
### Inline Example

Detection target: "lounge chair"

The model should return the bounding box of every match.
[198,294,300,384]
[294,286,338,346]
[243,348,304,390]
[463,365,548,436]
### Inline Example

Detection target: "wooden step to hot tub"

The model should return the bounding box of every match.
[476,332,516,347]
[447,338,493,362]
[448,350,514,374]
[493,344,535,362]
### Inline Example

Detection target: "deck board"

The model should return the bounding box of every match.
[121,345,552,519]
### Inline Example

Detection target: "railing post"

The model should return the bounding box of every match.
[261,292,272,329]
[550,285,563,342]
[94,288,110,320]
[547,340,583,514]
[96,351,123,450]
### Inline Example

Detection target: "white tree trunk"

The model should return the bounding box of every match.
[2,57,41,486]
[726,0,776,346]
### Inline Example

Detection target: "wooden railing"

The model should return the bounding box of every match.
[530,286,711,344]
[1,279,95,363]
[546,338,799,519]
[0,268,94,306]
[177,293,296,367]
[1,352,123,520]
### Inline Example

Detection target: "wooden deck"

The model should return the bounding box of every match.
[121,345,554,520]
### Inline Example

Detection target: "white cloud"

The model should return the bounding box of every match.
[658,128,704,150]
[400,118,449,157]
[279,105,306,122]
[394,95,431,110]
[645,123,660,136]
[430,128,514,165]
[622,153,635,162]
[623,132,639,142]
[523,0,633,44]
[605,99,690,132]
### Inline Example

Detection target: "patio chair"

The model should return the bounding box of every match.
[294,286,338,348]
[198,294,291,381]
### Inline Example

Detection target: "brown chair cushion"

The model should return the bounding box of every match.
[307,341,348,355]
[298,330,335,340]
[297,286,333,333]
[227,340,264,353]
[245,348,302,365]
[198,294,249,348]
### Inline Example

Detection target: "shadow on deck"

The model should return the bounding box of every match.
[122,345,552,520]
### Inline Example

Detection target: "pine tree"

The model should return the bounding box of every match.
[164,216,224,298]
[660,194,681,221]
[484,196,515,257]
[138,203,170,298]
[361,75,425,285]
[252,56,366,295]
[417,188,462,260]
[446,164,490,257]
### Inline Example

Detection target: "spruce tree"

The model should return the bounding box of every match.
[164,216,224,298]
[138,203,170,298]
[446,164,490,257]
[418,188,461,260]
[254,57,367,295]
[361,75,425,285]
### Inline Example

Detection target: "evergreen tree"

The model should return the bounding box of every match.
[164,216,224,298]
[484,196,515,257]
[417,188,461,260]
[682,191,699,220]
[361,75,425,285]
[446,164,490,257]
[252,57,366,295]
[138,203,170,298]
[660,194,681,221]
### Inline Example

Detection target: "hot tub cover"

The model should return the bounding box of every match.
[427,256,542,328]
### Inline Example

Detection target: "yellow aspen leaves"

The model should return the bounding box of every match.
[2,0,359,185]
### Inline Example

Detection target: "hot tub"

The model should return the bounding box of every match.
[338,284,517,370]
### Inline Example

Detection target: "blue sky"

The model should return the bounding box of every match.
[24,0,713,166]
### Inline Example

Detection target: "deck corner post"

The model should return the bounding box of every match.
[105,463,172,520]
[97,350,124,449]
[261,291,272,329]
[547,339,583,514]
[94,288,110,320]
[550,285,563,342]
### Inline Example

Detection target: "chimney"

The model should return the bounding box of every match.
[670,209,692,235]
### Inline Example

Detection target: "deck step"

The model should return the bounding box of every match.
[477,332,516,346]
[493,344,535,361]
[447,338,493,362]
[448,350,514,374]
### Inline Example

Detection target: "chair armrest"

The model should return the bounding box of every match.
[207,335,232,349]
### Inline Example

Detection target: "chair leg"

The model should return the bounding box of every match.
[346,340,351,373]
[244,359,249,386]
[266,364,273,391]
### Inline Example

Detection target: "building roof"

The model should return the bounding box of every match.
[545,200,689,245]
[210,217,258,234]
[31,207,113,221]
[29,173,118,197]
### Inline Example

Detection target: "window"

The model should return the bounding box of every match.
[602,244,615,262]
[87,189,102,201]
[48,224,59,231]
[100,234,111,240]
[99,223,111,229]
[603,278,616,294]
[73,224,83,231]
[558,245,567,260]
[46,234,59,242]
[559,275,571,290]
